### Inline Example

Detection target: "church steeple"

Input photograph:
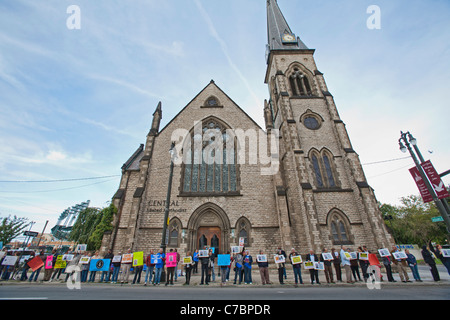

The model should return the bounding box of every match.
[266,0,308,52]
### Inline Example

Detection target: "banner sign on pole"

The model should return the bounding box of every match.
[421,160,450,200]
[409,167,433,203]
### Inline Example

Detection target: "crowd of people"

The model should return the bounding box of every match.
[1,241,448,286]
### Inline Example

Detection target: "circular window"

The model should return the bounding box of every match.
[303,116,321,130]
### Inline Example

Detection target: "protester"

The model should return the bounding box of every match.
[405,249,422,282]
[120,249,132,284]
[257,250,271,285]
[111,252,122,284]
[331,248,342,282]
[64,252,81,283]
[88,251,100,282]
[357,247,370,282]
[288,248,303,285]
[390,246,411,283]
[275,248,285,285]
[340,245,353,283]
[28,250,45,282]
[243,250,253,284]
[184,251,193,285]
[193,250,199,274]
[320,248,334,284]
[80,252,91,283]
[429,241,450,276]
[381,251,395,282]
[421,245,440,281]
[144,250,155,286]
[100,249,114,283]
[165,248,176,286]
[305,249,320,284]
[153,248,165,286]
[232,250,243,285]
[43,249,57,281]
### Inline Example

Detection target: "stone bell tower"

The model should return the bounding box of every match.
[264,0,394,252]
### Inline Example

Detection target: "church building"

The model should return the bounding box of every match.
[101,0,394,256]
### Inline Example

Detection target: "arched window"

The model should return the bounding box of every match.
[168,220,180,247]
[328,211,352,245]
[289,68,313,97]
[182,118,238,195]
[309,149,338,189]
[236,218,251,247]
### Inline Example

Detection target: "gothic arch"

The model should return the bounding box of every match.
[285,62,317,96]
[308,147,339,189]
[326,209,353,245]
[167,217,182,248]
[235,216,252,247]
[186,202,231,253]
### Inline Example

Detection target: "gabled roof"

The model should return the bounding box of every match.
[158,80,263,135]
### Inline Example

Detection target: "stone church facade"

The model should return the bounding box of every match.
[101,0,394,256]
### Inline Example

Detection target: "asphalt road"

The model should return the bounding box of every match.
[1,281,449,301]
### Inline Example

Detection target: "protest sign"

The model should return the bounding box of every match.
[378,248,391,257]
[321,252,333,261]
[45,255,53,269]
[291,255,302,264]
[198,250,209,258]
[314,262,325,271]
[54,255,67,269]
[256,255,267,263]
[79,256,91,264]
[218,254,231,266]
[166,252,177,267]
[121,253,133,264]
[89,259,111,272]
[27,256,44,271]
[132,252,144,267]
[183,256,192,265]
[304,261,314,270]
[274,254,285,264]
[2,256,18,266]
[359,252,369,260]
[392,251,407,260]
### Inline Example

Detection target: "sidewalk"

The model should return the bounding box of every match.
[3,264,449,288]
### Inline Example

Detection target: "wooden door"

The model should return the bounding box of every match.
[197,226,221,253]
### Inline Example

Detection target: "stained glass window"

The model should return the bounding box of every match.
[182,118,238,195]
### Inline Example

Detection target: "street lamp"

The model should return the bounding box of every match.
[159,142,176,281]
[399,131,450,233]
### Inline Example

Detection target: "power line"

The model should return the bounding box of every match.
[362,156,410,166]
[0,175,120,183]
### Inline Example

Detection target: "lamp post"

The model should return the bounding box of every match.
[159,142,176,281]
[399,131,450,232]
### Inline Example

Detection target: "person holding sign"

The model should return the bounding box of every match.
[144,250,155,286]
[232,249,244,285]
[390,246,411,283]
[289,248,303,286]
[320,248,334,284]
[111,252,122,284]
[120,249,133,284]
[183,252,193,285]
[243,250,253,285]
[153,248,165,286]
[257,250,271,285]
[340,246,353,283]
[305,250,320,285]
[165,249,177,286]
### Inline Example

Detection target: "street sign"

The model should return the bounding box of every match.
[431,216,444,223]
[409,166,433,203]
[23,231,39,237]
[421,160,450,200]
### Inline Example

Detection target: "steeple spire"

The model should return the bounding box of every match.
[266,0,308,56]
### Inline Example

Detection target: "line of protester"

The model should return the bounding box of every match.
[0,241,448,285]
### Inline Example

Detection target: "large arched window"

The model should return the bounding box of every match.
[289,68,313,97]
[309,149,338,189]
[328,210,352,245]
[236,217,251,247]
[181,118,238,195]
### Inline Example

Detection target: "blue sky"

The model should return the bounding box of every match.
[0,0,449,235]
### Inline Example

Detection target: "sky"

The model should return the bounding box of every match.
[0,0,449,237]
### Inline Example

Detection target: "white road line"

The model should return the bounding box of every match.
[0,297,48,300]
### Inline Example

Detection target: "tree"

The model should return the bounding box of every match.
[380,194,448,246]
[69,204,117,251]
[88,204,117,250]
[0,215,30,246]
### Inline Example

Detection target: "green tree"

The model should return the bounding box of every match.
[0,215,30,246]
[88,204,117,250]
[380,195,448,245]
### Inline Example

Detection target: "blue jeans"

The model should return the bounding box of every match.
[244,266,252,283]
[144,266,154,283]
[234,266,243,284]
[154,267,163,284]
[29,267,42,282]
[409,264,421,280]
[111,266,120,282]
[100,270,110,282]
[293,266,303,284]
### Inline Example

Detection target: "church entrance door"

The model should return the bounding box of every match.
[197,226,221,254]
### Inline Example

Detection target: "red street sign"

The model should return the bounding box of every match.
[421,160,450,200]
[409,166,433,203]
